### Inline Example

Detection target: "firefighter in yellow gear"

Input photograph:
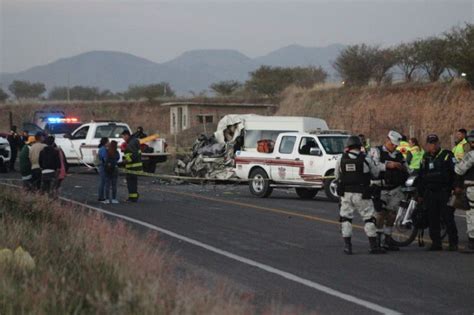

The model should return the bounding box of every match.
[121,130,143,202]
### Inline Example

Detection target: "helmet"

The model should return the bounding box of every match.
[467,130,474,142]
[346,135,362,148]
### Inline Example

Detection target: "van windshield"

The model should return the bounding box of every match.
[244,130,297,149]
[318,136,349,155]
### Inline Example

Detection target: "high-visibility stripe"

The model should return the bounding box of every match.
[128,193,139,198]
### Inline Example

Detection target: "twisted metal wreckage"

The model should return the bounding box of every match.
[174,115,251,180]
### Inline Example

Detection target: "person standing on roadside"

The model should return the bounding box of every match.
[103,140,120,204]
[418,134,458,251]
[97,137,109,202]
[453,128,470,162]
[29,132,47,191]
[19,137,33,190]
[370,130,409,251]
[121,130,143,202]
[454,130,474,253]
[336,135,384,254]
[7,125,20,171]
[54,144,67,197]
[39,136,60,196]
[406,137,424,173]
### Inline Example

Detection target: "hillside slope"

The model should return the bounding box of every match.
[0,45,344,95]
[277,81,474,145]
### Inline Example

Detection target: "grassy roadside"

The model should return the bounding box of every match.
[0,185,276,314]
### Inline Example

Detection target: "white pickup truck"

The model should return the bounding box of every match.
[55,121,168,173]
[234,131,349,201]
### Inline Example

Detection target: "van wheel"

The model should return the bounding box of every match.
[295,188,318,200]
[249,168,273,198]
[324,171,339,202]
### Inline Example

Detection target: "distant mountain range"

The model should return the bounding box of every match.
[0,44,345,96]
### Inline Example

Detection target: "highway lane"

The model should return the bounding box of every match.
[1,170,473,314]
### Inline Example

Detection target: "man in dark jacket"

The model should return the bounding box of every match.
[39,136,60,196]
[121,130,143,202]
[19,139,33,190]
[418,134,458,251]
[7,125,20,171]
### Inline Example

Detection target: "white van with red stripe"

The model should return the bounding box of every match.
[234,131,349,201]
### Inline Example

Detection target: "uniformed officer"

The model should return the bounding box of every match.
[418,134,458,251]
[454,130,474,253]
[335,135,385,254]
[121,130,143,202]
[370,130,409,251]
[452,128,469,162]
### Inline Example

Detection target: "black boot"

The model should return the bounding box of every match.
[369,237,386,254]
[383,235,400,251]
[343,237,352,255]
[460,238,474,254]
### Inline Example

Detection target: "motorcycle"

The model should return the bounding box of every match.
[391,175,447,247]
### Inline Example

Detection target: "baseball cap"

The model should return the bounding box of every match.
[426,134,439,144]
[387,130,402,146]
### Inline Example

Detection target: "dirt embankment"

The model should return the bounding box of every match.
[277,81,474,146]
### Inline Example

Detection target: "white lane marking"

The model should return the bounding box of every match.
[59,196,401,315]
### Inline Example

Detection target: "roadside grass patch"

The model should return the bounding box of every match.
[0,186,264,314]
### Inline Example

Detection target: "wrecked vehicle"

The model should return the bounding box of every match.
[174,115,331,181]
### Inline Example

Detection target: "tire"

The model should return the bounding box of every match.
[295,188,318,200]
[324,171,339,202]
[249,168,273,198]
[392,224,418,247]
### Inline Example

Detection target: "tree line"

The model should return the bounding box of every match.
[333,24,473,86]
[0,81,175,102]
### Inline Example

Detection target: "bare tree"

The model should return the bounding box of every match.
[414,38,449,82]
[395,42,420,82]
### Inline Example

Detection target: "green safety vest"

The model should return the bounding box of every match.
[452,138,467,161]
[408,146,424,170]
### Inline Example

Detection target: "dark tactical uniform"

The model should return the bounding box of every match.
[418,149,458,249]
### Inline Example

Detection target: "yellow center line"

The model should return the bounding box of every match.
[155,187,357,228]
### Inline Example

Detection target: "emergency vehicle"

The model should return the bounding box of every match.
[234,131,349,201]
[55,121,168,173]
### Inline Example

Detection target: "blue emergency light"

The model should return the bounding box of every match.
[47,117,78,123]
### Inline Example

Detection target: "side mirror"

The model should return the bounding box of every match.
[310,147,322,156]
[64,133,71,139]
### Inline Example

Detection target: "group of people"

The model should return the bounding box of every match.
[96,129,143,204]
[336,128,474,254]
[18,132,67,197]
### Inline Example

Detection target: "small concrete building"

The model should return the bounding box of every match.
[161,102,278,135]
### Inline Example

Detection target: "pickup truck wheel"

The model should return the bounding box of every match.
[324,172,339,202]
[249,169,273,198]
[295,188,318,200]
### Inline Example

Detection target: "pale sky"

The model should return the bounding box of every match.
[1,0,472,73]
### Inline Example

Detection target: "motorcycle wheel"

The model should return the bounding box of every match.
[391,223,418,247]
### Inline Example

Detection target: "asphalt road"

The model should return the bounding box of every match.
[1,168,473,314]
